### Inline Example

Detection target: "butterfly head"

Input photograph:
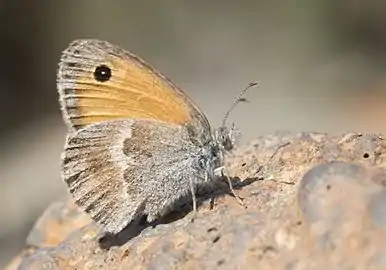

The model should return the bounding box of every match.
[215,124,235,152]
[194,124,235,182]
[214,82,258,153]
[199,82,258,180]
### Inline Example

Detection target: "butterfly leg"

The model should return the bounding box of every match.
[189,177,197,222]
[215,166,245,207]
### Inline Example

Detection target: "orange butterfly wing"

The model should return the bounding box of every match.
[57,39,209,132]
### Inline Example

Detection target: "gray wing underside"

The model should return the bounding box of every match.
[62,118,202,233]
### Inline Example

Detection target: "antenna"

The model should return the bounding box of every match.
[221,81,258,127]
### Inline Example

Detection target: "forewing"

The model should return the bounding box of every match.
[57,39,210,134]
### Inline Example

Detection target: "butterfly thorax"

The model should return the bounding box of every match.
[197,125,234,181]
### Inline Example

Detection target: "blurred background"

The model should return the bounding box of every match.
[2,0,386,266]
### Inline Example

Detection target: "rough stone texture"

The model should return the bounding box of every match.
[4,200,91,270]
[25,200,92,249]
[7,132,386,270]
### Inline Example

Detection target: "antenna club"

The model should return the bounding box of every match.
[221,81,258,126]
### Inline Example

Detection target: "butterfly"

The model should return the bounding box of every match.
[57,39,253,234]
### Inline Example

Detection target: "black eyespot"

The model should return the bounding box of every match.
[94,65,112,82]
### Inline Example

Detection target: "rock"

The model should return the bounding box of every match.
[26,200,91,248]
[4,200,90,270]
[4,248,35,270]
[7,132,386,269]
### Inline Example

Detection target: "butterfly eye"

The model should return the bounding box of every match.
[94,65,112,82]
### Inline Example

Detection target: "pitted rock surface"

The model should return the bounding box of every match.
[7,132,386,270]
